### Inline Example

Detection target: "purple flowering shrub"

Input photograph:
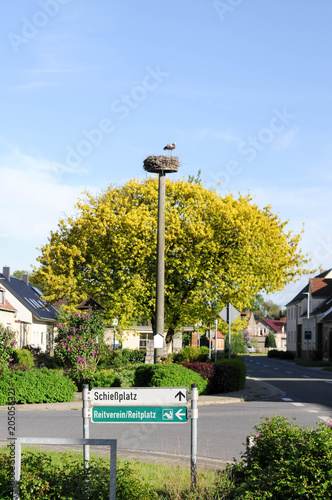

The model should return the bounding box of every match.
[55,312,106,384]
[0,324,17,373]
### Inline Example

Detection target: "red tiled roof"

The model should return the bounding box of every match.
[0,287,16,313]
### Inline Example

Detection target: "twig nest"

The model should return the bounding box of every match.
[143,155,180,174]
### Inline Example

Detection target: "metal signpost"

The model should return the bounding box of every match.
[219,302,241,358]
[83,384,198,488]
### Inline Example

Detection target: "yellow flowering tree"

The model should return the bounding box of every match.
[33,177,309,340]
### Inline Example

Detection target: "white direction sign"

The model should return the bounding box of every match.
[219,302,241,325]
[90,387,188,406]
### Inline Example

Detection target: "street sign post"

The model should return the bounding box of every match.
[91,405,188,423]
[219,302,241,358]
[90,387,188,406]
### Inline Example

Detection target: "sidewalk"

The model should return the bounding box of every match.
[0,377,282,412]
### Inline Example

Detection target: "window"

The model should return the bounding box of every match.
[259,327,266,336]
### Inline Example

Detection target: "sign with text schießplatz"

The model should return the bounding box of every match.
[89,387,189,424]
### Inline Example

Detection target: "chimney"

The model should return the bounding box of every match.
[2,266,10,281]
[22,273,29,285]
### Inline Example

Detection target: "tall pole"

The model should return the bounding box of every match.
[155,172,166,362]
[143,153,179,363]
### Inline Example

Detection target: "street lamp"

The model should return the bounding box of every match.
[303,292,310,359]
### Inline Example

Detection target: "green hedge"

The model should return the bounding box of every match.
[230,416,332,499]
[99,348,146,368]
[0,369,77,405]
[209,358,246,393]
[0,450,158,500]
[173,346,210,364]
[267,349,295,360]
[86,367,136,389]
[11,349,35,369]
[135,364,208,394]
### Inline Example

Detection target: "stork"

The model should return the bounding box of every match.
[163,142,176,156]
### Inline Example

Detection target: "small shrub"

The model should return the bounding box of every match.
[0,450,158,500]
[267,349,279,358]
[99,348,146,368]
[0,369,77,405]
[279,350,295,360]
[135,364,207,394]
[11,349,35,369]
[209,358,246,393]
[173,346,210,364]
[229,416,332,499]
[183,361,215,381]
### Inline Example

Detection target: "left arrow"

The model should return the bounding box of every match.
[175,408,186,420]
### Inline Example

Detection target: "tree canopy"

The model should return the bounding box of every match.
[34,177,309,338]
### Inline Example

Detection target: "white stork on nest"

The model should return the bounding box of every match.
[163,142,176,156]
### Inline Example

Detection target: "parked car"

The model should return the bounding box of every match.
[247,345,256,353]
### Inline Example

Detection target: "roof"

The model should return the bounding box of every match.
[0,273,57,322]
[0,286,16,314]
[258,318,286,333]
[286,269,332,306]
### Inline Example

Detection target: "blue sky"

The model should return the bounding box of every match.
[1,0,331,307]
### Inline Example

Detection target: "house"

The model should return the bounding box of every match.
[0,267,58,351]
[0,285,17,329]
[286,269,332,360]
[255,318,287,351]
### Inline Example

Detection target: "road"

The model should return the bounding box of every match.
[1,356,332,468]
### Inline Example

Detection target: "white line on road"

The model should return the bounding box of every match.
[286,371,292,374]
[273,368,279,370]
[302,375,310,378]
[292,402,305,407]
[319,416,332,424]
[282,398,293,402]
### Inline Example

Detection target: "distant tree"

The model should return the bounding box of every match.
[265,332,277,348]
[13,270,29,279]
[248,294,283,320]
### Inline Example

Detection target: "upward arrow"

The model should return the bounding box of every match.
[175,390,186,402]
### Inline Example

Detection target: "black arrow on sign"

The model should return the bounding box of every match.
[175,390,186,402]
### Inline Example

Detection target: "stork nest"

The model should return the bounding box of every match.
[143,155,180,174]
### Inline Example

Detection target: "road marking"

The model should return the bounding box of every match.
[308,410,319,413]
[286,371,292,374]
[273,368,279,370]
[264,365,268,367]
[282,398,293,402]
[292,402,305,407]
[302,375,310,378]
[325,381,332,384]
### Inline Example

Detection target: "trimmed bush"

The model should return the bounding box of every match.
[209,358,246,393]
[134,364,208,394]
[267,349,279,358]
[278,350,295,360]
[183,361,215,381]
[173,346,210,364]
[99,348,146,368]
[11,349,35,369]
[0,369,77,405]
[86,367,136,389]
[229,416,332,499]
